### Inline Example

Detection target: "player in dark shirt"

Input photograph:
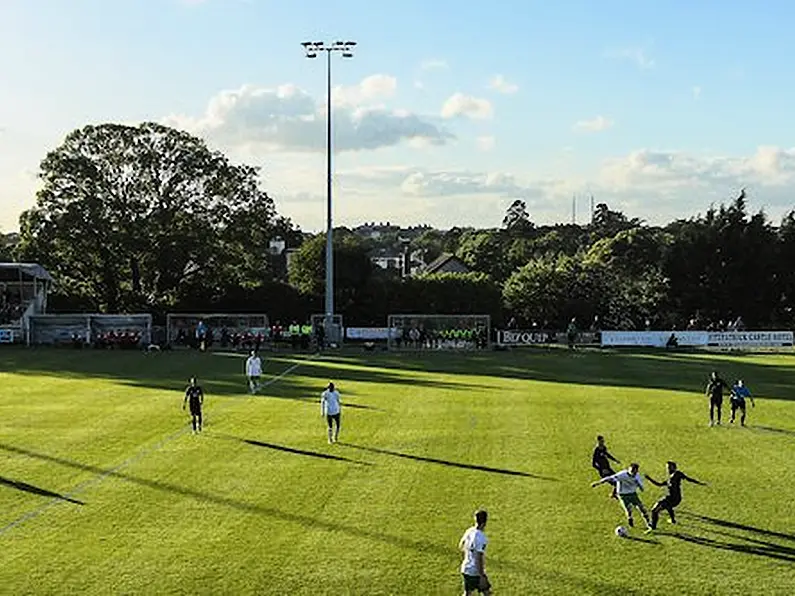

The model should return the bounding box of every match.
[592,435,621,498]
[705,371,730,426]
[645,461,706,531]
[183,377,204,433]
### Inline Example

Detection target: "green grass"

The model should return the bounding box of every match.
[1,346,794,595]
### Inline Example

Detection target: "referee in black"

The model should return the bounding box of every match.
[705,371,730,426]
[183,377,205,433]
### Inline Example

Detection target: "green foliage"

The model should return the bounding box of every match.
[663,197,779,326]
[288,231,376,318]
[405,271,502,319]
[16,122,295,312]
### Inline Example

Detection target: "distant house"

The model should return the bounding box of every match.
[353,222,400,240]
[370,247,404,271]
[419,253,470,275]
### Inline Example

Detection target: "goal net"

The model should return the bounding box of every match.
[310,314,344,347]
[387,314,491,351]
[165,313,270,350]
[28,314,152,348]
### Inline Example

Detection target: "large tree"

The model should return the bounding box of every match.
[17,122,294,311]
[288,230,375,318]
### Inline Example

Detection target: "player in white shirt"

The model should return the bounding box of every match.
[245,350,263,394]
[592,462,652,530]
[459,509,491,595]
[320,382,342,443]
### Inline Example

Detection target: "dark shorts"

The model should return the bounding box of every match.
[710,397,723,406]
[655,495,681,510]
[597,467,616,479]
[189,404,202,416]
[731,399,746,411]
[326,413,340,428]
[462,574,490,593]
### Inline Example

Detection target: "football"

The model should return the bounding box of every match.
[615,525,628,538]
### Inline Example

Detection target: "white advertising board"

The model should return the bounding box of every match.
[600,330,708,348]
[707,331,793,348]
[0,328,14,343]
[345,327,399,340]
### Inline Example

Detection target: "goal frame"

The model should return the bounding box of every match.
[387,314,491,351]
[310,314,344,347]
[165,313,270,350]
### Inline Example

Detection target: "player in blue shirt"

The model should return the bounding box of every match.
[730,379,755,426]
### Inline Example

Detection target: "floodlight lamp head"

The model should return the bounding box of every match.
[345,41,357,46]
[305,53,318,59]
[342,52,353,58]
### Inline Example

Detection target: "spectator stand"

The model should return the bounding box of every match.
[0,262,53,345]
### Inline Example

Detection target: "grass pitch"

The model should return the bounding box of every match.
[1,346,794,595]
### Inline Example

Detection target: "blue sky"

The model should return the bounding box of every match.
[2,0,795,232]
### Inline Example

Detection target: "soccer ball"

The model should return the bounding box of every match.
[615,525,628,538]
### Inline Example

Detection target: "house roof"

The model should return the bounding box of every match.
[0,262,53,282]
[422,252,469,274]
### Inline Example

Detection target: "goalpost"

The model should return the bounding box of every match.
[166,313,270,350]
[387,314,491,351]
[310,314,344,347]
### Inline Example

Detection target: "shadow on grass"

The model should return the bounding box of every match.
[3,346,795,403]
[340,443,555,480]
[0,475,85,505]
[666,511,795,563]
[230,436,371,466]
[681,512,795,542]
[668,532,795,563]
[0,441,644,593]
[0,348,490,399]
[751,425,795,438]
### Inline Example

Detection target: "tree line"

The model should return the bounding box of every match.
[8,122,795,330]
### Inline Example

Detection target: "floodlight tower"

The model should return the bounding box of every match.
[301,40,356,344]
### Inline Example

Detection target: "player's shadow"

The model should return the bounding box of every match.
[668,512,795,562]
[681,512,795,542]
[339,443,556,480]
[239,438,372,466]
[0,475,85,505]
[668,532,795,562]
[750,425,795,437]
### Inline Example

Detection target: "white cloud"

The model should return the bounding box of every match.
[488,74,519,94]
[476,135,496,151]
[441,93,494,120]
[573,116,613,133]
[692,86,702,100]
[331,74,396,107]
[606,47,655,70]
[165,77,454,153]
[399,170,542,199]
[420,59,447,70]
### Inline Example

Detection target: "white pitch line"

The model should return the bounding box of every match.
[0,360,305,537]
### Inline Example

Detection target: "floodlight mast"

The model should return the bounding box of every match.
[301,40,356,346]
